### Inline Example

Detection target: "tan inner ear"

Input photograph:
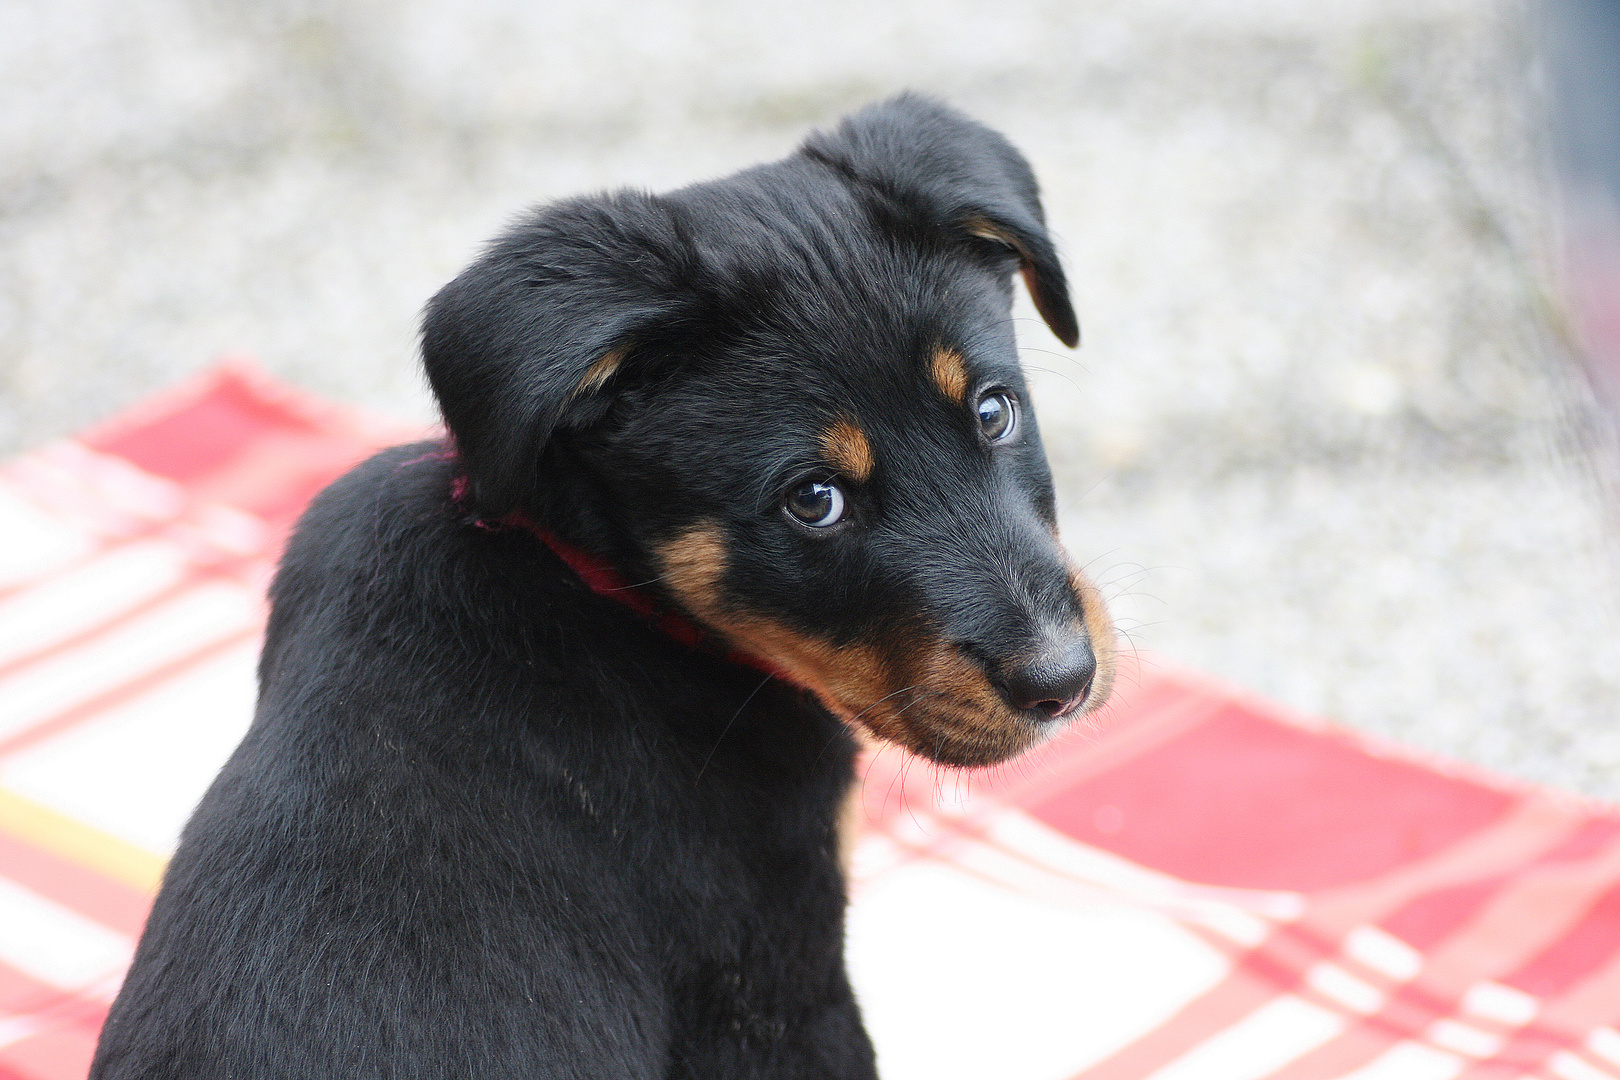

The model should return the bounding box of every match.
[821,418,875,481]
[1020,264,1078,349]
[572,347,627,398]
[961,215,1079,349]
[962,215,1022,252]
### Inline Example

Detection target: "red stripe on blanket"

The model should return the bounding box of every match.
[1027,705,1516,891]
[0,832,148,937]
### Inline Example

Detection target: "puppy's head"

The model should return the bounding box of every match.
[423,94,1113,767]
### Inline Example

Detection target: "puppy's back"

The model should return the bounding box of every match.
[92,446,672,1079]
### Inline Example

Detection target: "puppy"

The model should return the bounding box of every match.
[91,93,1115,1079]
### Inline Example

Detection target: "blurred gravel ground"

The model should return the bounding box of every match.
[3,0,1618,794]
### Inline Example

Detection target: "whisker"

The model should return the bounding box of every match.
[848,683,925,727]
[695,673,774,783]
[599,572,670,592]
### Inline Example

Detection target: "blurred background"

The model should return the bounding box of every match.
[2,0,1618,796]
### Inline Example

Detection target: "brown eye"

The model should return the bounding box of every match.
[976,390,1018,442]
[784,478,846,528]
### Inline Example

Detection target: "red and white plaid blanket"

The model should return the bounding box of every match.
[1,363,1617,1080]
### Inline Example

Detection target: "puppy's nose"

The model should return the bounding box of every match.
[996,638,1096,718]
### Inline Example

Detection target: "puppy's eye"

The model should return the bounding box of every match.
[784,479,846,528]
[976,390,1019,443]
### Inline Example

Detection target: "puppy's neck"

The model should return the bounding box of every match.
[445,463,791,686]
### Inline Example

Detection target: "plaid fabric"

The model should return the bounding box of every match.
[0,364,1617,1080]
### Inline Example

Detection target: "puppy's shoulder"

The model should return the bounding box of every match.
[273,442,557,609]
[257,442,599,693]
[277,441,477,578]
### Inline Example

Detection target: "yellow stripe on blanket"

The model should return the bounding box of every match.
[0,785,164,893]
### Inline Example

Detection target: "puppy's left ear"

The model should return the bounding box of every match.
[803,93,1079,348]
[421,191,690,516]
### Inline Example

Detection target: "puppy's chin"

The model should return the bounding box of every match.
[850,699,1050,767]
[834,674,1112,767]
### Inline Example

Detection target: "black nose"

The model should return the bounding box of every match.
[995,638,1097,718]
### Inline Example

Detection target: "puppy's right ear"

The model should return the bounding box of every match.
[421,192,689,516]
[803,93,1079,348]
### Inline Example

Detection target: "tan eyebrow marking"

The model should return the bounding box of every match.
[931,346,970,404]
[573,347,627,398]
[820,418,874,482]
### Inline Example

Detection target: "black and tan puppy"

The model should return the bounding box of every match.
[91,94,1115,1079]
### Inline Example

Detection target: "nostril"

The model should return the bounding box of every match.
[997,639,1097,719]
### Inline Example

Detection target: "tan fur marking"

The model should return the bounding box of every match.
[1075,576,1117,711]
[821,418,874,481]
[720,615,889,716]
[573,348,627,398]
[930,347,970,404]
[1062,552,1118,715]
[659,522,730,611]
[657,524,891,712]
[659,527,904,740]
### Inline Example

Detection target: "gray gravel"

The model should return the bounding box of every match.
[4,0,1618,796]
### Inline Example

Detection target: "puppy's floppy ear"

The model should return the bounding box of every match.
[803,92,1079,348]
[421,191,689,515]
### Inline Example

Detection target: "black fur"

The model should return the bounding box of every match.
[92,94,1110,1078]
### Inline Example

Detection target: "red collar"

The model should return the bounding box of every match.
[465,512,787,685]
[533,526,790,683]
[438,461,788,683]
[530,525,703,647]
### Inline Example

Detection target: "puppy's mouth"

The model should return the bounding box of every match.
[658,524,1116,768]
[833,628,1114,768]
[850,689,1059,769]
